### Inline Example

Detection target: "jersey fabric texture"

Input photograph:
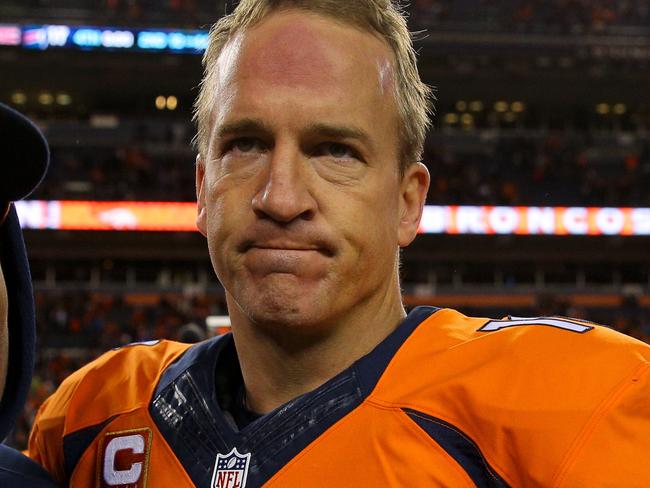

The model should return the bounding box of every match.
[28,306,650,487]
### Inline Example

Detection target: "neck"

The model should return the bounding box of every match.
[228,288,406,414]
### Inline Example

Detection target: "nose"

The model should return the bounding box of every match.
[252,145,317,223]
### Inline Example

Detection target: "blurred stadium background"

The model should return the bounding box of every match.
[1,0,649,448]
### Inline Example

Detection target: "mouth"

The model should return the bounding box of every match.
[240,241,335,257]
[244,243,334,257]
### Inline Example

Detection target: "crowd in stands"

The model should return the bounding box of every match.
[425,130,650,206]
[35,290,227,349]
[5,289,648,449]
[102,0,214,24]
[0,0,221,27]
[33,119,197,202]
[412,0,650,33]
[34,144,196,202]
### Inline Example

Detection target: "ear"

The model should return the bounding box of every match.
[195,154,208,237]
[398,162,430,247]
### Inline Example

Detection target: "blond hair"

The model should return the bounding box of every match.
[193,0,433,173]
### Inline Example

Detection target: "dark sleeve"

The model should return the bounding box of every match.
[0,444,60,487]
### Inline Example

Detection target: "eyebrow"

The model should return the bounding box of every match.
[215,118,274,139]
[215,119,374,151]
[303,123,374,150]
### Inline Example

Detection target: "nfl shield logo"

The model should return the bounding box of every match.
[210,448,251,488]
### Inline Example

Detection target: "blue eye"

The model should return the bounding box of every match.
[329,143,352,158]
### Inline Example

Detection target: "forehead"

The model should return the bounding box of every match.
[214,9,396,113]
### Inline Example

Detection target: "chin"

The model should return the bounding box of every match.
[238,287,333,333]
[249,298,316,327]
[234,272,321,319]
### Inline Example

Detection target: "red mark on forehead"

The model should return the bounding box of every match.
[240,18,338,89]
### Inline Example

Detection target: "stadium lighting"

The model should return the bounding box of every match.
[504,112,517,123]
[11,91,27,105]
[460,113,474,126]
[455,100,467,112]
[596,103,610,115]
[613,103,627,115]
[443,113,459,125]
[56,93,71,106]
[494,101,508,113]
[166,96,178,110]
[469,101,484,112]
[511,101,525,113]
[155,95,166,110]
[37,92,54,105]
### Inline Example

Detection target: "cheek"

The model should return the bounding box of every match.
[205,182,245,266]
[206,199,242,289]
[333,180,401,262]
[363,178,401,236]
[205,167,249,226]
[205,193,227,241]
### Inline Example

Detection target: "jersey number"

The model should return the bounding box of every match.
[478,316,594,334]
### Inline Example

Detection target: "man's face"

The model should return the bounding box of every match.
[197,10,427,331]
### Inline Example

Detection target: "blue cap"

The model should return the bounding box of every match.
[0,103,49,203]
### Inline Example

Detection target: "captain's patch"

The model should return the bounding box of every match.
[97,428,152,488]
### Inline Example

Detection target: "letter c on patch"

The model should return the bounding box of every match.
[103,434,145,485]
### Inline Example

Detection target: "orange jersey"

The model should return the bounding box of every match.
[29,307,650,487]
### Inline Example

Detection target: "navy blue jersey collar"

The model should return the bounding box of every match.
[355,305,439,396]
[151,305,439,486]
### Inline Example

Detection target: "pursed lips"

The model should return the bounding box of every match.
[239,238,336,257]
[251,243,320,251]
[243,242,333,275]
[246,244,329,258]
